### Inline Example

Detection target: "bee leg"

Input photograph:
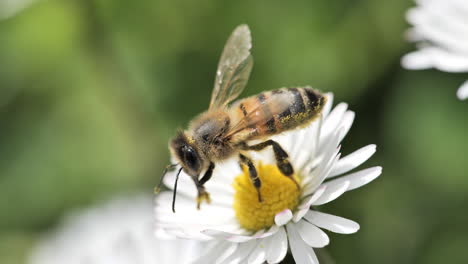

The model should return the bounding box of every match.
[239,154,263,202]
[193,162,215,210]
[199,162,215,185]
[243,140,300,189]
[155,163,178,194]
[195,185,211,210]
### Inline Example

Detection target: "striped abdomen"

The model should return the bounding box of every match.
[229,87,326,142]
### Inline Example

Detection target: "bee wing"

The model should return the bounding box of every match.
[209,25,253,110]
[225,92,295,138]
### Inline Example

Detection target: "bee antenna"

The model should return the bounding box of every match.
[172,167,184,213]
[155,164,178,194]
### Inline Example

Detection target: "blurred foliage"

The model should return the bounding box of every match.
[0,0,467,263]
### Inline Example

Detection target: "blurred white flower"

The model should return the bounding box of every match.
[0,0,38,20]
[29,194,205,264]
[401,0,468,100]
[155,93,382,264]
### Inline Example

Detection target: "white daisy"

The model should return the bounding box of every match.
[154,93,382,264]
[29,194,205,264]
[401,0,468,100]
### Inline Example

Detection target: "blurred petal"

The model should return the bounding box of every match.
[406,4,468,54]
[403,0,468,99]
[29,195,206,264]
[457,80,468,100]
[0,0,37,19]
[402,48,468,72]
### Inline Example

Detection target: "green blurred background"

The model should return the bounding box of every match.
[0,0,467,263]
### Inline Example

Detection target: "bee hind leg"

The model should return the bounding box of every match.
[239,154,263,202]
[193,162,215,210]
[242,140,300,189]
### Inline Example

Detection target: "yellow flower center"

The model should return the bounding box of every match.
[233,163,301,231]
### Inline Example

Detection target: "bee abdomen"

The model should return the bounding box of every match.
[234,87,326,140]
[272,87,325,131]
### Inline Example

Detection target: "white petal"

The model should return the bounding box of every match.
[248,240,267,264]
[291,121,321,171]
[336,111,355,143]
[302,150,339,196]
[328,144,377,178]
[201,229,254,243]
[304,210,360,234]
[298,185,326,210]
[293,207,312,224]
[407,5,468,55]
[401,50,432,70]
[155,192,240,240]
[302,132,341,192]
[320,103,348,143]
[274,209,293,226]
[457,80,468,100]
[155,192,235,226]
[311,180,350,206]
[255,225,279,239]
[287,223,319,264]
[293,210,309,226]
[289,127,307,157]
[220,241,257,264]
[294,186,325,223]
[402,47,468,72]
[265,227,288,264]
[295,220,330,248]
[326,166,382,192]
[216,242,240,264]
[193,241,237,264]
[321,93,334,118]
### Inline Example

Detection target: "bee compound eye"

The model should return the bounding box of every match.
[183,146,200,172]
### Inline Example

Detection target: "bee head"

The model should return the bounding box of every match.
[170,131,204,177]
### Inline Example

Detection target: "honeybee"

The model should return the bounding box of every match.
[159,25,326,212]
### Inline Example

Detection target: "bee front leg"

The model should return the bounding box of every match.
[242,140,300,189]
[239,154,263,202]
[192,162,215,210]
[199,162,215,185]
